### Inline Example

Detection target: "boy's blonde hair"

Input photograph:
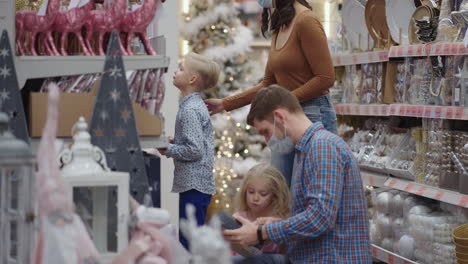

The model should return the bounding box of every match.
[184,52,220,90]
[236,163,290,219]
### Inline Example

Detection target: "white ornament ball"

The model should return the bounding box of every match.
[398,235,415,259]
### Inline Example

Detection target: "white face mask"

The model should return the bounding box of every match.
[267,117,295,154]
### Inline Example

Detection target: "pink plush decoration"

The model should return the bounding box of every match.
[120,0,158,55]
[84,0,128,55]
[53,0,94,56]
[33,83,101,264]
[15,0,61,56]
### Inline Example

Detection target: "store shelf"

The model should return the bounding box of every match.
[335,104,468,120]
[389,42,467,58]
[384,177,468,208]
[332,50,389,66]
[372,244,418,264]
[30,136,169,155]
[15,55,170,88]
[361,170,388,187]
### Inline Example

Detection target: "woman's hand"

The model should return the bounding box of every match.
[204,98,225,115]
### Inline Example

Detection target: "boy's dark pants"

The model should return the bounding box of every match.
[179,189,212,250]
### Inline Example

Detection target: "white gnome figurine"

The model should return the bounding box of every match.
[180,204,232,264]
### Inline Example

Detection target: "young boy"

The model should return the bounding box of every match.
[160,52,220,250]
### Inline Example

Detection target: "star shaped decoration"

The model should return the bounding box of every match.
[121,109,131,122]
[93,129,104,137]
[0,88,10,102]
[0,48,9,57]
[109,65,122,79]
[115,128,125,137]
[100,110,108,121]
[0,65,11,79]
[110,89,120,103]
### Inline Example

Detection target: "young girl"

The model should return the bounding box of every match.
[232,163,290,256]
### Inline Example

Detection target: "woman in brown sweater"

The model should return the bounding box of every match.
[205,0,337,187]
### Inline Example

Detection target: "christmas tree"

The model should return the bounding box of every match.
[181,0,269,215]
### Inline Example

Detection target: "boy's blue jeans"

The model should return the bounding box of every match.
[271,94,338,187]
[232,254,290,264]
[178,189,212,250]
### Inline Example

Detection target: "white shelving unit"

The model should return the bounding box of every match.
[334,43,468,264]
[15,52,170,88]
[335,104,468,120]
[372,244,418,264]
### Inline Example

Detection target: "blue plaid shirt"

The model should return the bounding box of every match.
[266,122,371,263]
[166,92,215,195]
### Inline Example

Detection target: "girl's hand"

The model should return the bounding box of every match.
[254,217,282,225]
[204,98,225,115]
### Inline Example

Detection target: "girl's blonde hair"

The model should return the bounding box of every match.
[236,163,290,218]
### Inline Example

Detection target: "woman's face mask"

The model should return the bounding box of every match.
[257,0,272,8]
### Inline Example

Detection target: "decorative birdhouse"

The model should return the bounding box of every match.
[58,116,129,260]
[0,112,36,264]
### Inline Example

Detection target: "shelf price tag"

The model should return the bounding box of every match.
[336,56,342,66]
[416,45,424,56]
[446,107,454,119]
[368,52,374,62]
[352,55,358,64]
[404,183,415,192]
[388,254,395,264]
[372,246,377,257]
[397,47,404,57]
[379,51,388,61]
[458,196,468,207]
[387,179,398,187]
[443,44,450,54]
[416,186,427,196]
[434,190,445,200]
[456,108,464,119]
[407,46,414,56]
[434,107,442,118]
[369,176,375,186]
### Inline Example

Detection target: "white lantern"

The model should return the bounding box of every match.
[58,117,129,260]
[0,113,36,264]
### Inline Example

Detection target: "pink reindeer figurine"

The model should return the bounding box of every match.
[15,0,61,56]
[52,0,94,56]
[120,0,159,55]
[84,0,128,55]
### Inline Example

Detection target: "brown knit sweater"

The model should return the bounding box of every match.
[222,10,335,112]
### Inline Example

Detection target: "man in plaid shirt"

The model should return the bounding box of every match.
[224,85,371,263]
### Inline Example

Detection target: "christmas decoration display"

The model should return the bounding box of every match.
[0,113,36,264]
[180,204,232,264]
[59,116,130,257]
[84,0,128,55]
[120,0,158,55]
[53,0,94,56]
[89,31,150,204]
[33,83,101,264]
[182,0,268,214]
[0,30,29,143]
[15,0,61,56]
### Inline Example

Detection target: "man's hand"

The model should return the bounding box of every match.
[254,216,282,225]
[223,215,258,247]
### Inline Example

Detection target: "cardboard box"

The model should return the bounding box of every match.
[29,92,161,138]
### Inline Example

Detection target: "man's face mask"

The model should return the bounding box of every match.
[267,117,294,154]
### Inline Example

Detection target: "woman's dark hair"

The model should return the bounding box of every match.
[261,0,313,37]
